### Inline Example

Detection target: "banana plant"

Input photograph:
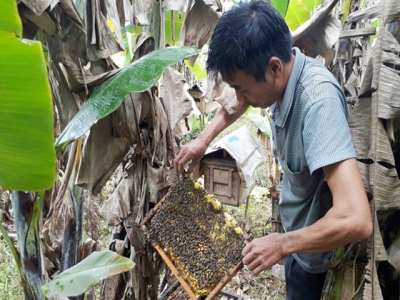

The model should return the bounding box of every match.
[55,46,200,149]
[0,0,56,299]
[0,0,55,192]
[42,250,135,297]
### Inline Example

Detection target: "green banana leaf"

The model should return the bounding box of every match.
[55,46,200,149]
[41,250,135,297]
[0,0,21,35]
[185,59,207,81]
[166,10,206,80]
[340,0,352,24]
[165,10,185,46]
[285,0,322,31]
[271,0,290,17]
[0,0,56,191]
[248,113,272,138]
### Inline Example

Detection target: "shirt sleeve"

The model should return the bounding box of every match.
[303,97,356,175]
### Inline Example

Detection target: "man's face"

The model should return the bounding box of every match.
[223,59,286,108]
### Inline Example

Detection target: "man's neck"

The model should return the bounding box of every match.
[278,54,296,108]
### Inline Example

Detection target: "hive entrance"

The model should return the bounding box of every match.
[142,176,245,299]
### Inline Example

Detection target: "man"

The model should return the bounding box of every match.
[174,1,372,299]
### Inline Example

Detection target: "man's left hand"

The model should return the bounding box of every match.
[242,233,284,275]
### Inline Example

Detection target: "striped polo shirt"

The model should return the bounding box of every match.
[271,47,356,273]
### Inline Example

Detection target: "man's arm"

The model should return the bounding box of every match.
[242,158,372,275]
[174,102,249,174]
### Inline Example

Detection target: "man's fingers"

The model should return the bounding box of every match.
[174,150,189,174]
[175,150,200,174]
[177,160,187,174]
[242,244,255,266]
[174,159,180,174]
[244,256,270,276]
[187,158,200,173]
[244,256,263,275]
[242,242,252,256]
[174,138,208,174]
[252,265,265,276]
[173,152,182,173]
[174,160,179,174]
[245,253,261,270]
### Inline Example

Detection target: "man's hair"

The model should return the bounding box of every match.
[207,0,292,82]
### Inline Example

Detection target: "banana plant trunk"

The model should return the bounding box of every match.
[12,191,44,300]
[60,185,84,300]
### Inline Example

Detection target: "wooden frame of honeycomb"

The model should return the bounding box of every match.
[141,176,246,299]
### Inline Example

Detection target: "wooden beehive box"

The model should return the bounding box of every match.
[259,133,272,156]
[189,84,220,115]
[195,96,220,114]
[199,149,250,207]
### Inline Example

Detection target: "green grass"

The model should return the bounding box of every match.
[0,236,24,300]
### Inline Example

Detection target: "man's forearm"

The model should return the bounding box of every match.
[279,159,372,257]
[242,203,371,276]
[278,207,371,257]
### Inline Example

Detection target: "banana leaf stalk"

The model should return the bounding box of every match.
[11,191,45,300]
[60,187,84,300]
[59,140,84,300]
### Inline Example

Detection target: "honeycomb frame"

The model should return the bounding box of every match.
[142,176,246,299]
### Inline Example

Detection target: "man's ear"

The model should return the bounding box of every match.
[268,56,283,75]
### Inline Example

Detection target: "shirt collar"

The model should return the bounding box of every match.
[273,47,306,128]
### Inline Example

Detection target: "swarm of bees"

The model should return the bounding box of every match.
[148,176,246,296]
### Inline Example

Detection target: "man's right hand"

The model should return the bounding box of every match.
[174,137,209,174]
